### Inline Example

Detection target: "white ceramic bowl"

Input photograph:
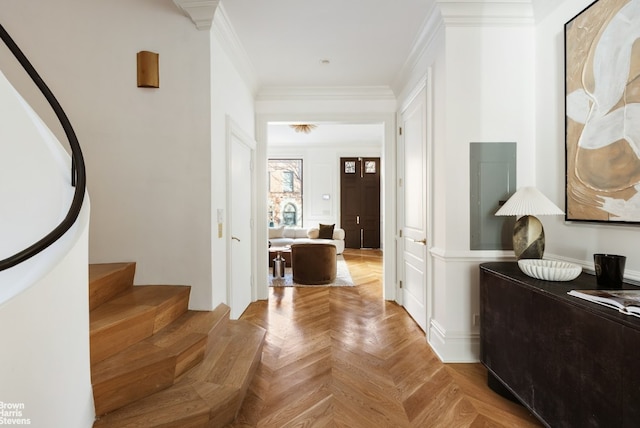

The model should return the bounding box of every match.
[517,259,582,281]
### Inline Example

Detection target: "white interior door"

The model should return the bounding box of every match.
[398,85,428,331]
[228,119,255,319]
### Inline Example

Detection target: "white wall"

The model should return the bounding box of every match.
[0,0,217,310]
[536,0,640,280]
[0,2,257,423]
[210,9,256,309]
[438,24,535,361]
[0,70,73,269]
[0,59,93,426]
[442,25,536,252]
[399,0,640,363]
[397,4,537,361]
[0,206,93,428]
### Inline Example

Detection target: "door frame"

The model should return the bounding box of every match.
[226,115,256,317]
[255,112,397,300]
[396,71,435,338]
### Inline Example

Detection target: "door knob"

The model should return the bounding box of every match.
[232,236,241,242]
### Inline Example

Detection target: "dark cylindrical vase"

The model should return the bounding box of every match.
[594,254,626,288]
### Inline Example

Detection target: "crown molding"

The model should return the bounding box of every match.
[436,0,534,26]
[212,4,258,93]
[173,0,219,30]
[256,86,397,102]
[268,140,383,151]
[392,1,444,94]
[393,0,534,94]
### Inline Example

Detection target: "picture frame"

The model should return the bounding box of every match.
[564,0,640,223]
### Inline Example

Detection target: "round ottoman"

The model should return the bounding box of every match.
[291,243,337,285]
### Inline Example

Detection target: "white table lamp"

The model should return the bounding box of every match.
[495,187,564,259]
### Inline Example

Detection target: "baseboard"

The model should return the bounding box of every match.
[428,319,480,363]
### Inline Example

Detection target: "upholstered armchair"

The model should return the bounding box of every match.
[291,243,337,285]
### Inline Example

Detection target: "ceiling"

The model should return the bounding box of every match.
[221,0,557,90]
[220,0,557,145]
[221,0,435,145]
[221,0,436,89]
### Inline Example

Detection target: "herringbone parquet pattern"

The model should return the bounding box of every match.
[229,249,541,427]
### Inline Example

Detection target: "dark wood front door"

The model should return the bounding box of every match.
[340,157,381,249]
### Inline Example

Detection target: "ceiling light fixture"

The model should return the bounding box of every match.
[290,124,317,134]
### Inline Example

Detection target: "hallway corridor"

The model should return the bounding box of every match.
[230,249,540,427]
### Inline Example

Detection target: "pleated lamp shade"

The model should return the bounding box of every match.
[495,187,564,260]
[495,187,564,217]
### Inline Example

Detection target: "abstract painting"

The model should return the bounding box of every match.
[565,0,640,222]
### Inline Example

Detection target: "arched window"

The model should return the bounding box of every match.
[283,203,297,226]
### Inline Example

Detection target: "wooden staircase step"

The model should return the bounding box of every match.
[92,342,177,416]
[185,320,266,389]
[93,382,234,428]
[90,303,156,365]
[90,285,190,364]
[89,263,136,310]
[92,319,266,427]
[150,305,230,345]
[92,305,231,416]
[149,307,230,376]
[107,285,191,333]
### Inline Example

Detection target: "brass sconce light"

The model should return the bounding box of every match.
[137,51,159,88]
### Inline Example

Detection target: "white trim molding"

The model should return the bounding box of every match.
[429,319,480,363]
[173,0,219,30]
[436,0,534,26]
[255,86,396,102]
[212,4,258,93]
[392,2,444,93]
[429,246,515,262]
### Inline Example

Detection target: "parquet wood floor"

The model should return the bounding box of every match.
[229,249,542,427]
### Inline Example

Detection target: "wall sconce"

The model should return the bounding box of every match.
[137,51,159,88]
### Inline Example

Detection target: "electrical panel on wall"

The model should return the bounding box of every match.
[470,142,516,250]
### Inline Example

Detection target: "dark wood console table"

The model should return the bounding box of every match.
[480,262,640,428]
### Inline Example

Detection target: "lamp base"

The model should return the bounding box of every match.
[513,215,544,260]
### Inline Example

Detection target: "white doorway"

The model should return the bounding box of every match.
[397,80,430,332]
[227,116,256,319]
[255,113,397,301]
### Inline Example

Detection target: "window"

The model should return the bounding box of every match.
[282,171,294,192]
[365,160,376,174]
[283,203,297,225]
[345,161,356,174]
[267,159,303,227]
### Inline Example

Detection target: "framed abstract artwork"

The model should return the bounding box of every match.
[565,0,640,223]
